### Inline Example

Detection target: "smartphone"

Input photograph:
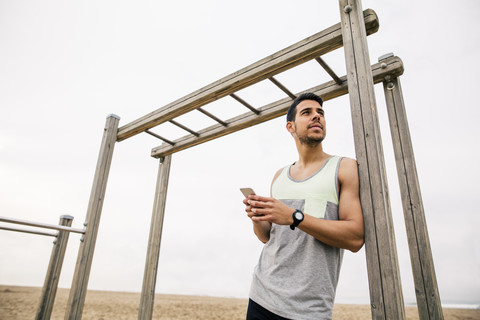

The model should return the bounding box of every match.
[240,188,264,216]
[240,188,255,198]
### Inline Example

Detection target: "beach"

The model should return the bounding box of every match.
[1,285,478,319]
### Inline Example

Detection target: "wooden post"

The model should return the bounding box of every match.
[35,215,74,320]
[338,1,406,319]
[382,75,444,319]
[138,155,172,320]
[65,114,120,320]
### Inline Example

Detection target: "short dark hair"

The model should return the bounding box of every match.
[286,93,323,122]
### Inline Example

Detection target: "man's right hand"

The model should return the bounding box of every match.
[244,195,271,243]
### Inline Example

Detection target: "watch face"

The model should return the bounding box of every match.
[295,211,303,220]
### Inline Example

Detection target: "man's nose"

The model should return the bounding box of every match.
[312,112,321,120]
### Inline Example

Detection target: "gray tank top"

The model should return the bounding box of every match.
[249,156,344,319]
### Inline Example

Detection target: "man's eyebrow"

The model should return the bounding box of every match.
[299,106,325,114]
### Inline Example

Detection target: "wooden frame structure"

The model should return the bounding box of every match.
[63,1,443,319]
[0,214,83,320]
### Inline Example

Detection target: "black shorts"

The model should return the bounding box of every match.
[246,299,292,320]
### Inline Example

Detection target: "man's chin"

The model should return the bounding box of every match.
[299,136,324,147]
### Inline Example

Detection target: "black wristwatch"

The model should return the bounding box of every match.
[290,209,304,230]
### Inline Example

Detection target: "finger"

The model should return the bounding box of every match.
[248,194,272,202]
[248,199,271,209]
[247,199,258,208]
[247,211,262,219]
[251,206,270,215]
[251,214,268,222]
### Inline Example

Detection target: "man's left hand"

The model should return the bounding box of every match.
[246,195,294,226]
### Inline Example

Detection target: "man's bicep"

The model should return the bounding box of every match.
[338,158,363,222]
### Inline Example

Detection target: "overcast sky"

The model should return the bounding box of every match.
[1,0,479,308]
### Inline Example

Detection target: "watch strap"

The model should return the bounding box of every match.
[290,209,304,230]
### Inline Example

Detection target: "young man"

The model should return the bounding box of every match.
[243,93,364,320]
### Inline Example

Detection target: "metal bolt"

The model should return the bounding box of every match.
[53,240,57,245]
[83,221,88,227]
[344,5,352,13]
[80,235,85,242]
[380,62,387,69]
[387,82,395,90]
[384,75,391,82]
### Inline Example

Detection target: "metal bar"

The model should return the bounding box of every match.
[151,56,404,158]
[0,216,84,234]
[197,107,228,126]
[268,77,297,99]
[230,93,260,115]
[138,156,172,320]
[315,57,343,85]
[145,129,176,146]
[116,9,379,141]
[36,215,74,320]
[169,120,200,137]
[65,114,120,320]
[0,225,57,237]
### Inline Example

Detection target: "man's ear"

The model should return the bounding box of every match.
[286,121,295,134]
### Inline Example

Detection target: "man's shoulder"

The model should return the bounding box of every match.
[272,166,287,182]
[338,156,357,166]
[330,155,357,169]
[337,157,359,182]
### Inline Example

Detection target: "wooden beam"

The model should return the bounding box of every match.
[116,9,379,142]
[138,156,172,320]
[268,77,297,99]
[230,93,260,115]
[382,77,444,320]
[151,56,403,158]
[65,115,120,320]
[315,57,343,85]
[169,119,200,137]
[145,129,175,146]
[35,215,74,320]
[197,107,228,126]
[339,1,405,319]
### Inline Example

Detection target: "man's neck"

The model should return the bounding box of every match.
[295,142,329,168]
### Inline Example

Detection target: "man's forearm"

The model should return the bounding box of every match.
[298,214,364,252]
[253,220,271,243]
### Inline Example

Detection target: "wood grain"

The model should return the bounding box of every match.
[116,9,379,142]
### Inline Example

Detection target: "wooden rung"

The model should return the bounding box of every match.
[151,55,404,158]
[315,57,343,85]
[197,107,228,126]
[268,77,297,99]
[169,120,200,137]
[145,130,175,146]
[116,9,379,142]
[230,93,260,115]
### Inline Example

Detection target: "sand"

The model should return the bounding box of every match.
[1,285,478,319]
